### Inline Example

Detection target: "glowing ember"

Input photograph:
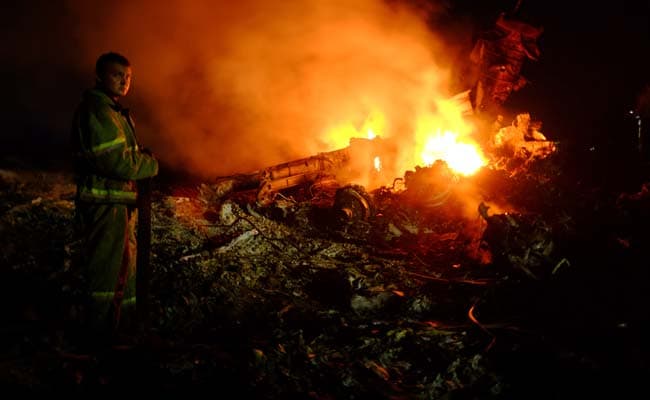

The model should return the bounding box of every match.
[420,129,486,176]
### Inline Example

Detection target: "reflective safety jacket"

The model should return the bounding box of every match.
[72,88,158,204]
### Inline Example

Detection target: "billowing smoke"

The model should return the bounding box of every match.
[61,0,470,179]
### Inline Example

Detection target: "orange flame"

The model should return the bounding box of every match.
[323,110,385,149]
[322,96,486,185]
[413,98,486,176]
[420,129,486,176]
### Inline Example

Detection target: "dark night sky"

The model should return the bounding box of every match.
[1,0,649,172]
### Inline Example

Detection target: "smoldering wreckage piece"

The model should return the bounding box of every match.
[211,137,388,222]
[478,202,568,280]
[491,112,558,161]
[211,137,459,225]
[213,137,383,208]
[470,12,543,114]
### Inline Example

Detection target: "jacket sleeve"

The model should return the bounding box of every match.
[82,104,159,180]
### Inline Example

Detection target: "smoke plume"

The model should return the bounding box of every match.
[62,0,470,179]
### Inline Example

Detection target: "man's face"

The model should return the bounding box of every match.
[99,62,132,99]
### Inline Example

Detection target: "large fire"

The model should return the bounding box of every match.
[323,101,486,181]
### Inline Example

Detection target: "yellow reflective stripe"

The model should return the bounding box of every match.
[80,187,136,200]
[92,292,136,305]
[122,297,136,306]
[92,291,115,301]
[91,136,126,154]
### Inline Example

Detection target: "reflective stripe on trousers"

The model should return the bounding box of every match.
[77,202,137,332]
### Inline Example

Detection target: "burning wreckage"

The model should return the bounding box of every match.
[210,10,555,223]
[207,9,558,269]
[205,103,560,275]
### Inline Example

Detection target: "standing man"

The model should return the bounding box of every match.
[71,52,158,343]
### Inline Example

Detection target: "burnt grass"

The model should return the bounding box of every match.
[1,147,649,398]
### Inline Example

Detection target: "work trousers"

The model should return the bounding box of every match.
[76,202,137,334]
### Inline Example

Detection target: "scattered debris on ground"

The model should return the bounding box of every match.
[2,140,649,397]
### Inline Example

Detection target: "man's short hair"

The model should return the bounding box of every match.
[95,52,130,77]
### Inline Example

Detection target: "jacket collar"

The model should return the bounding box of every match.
[84,87,117,105]
[85,88,129,115]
